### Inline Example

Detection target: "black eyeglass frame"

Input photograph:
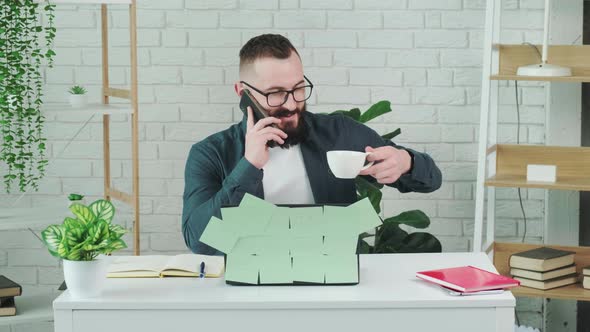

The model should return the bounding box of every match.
[240,75,314,107]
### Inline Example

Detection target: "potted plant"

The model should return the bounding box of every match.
[68,85,88,108]
[330,101,442,253]
[41,199,127,298]
[67,193,85,207]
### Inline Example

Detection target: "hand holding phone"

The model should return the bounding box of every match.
[241,89,288,169]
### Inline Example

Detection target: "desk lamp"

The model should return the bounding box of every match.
[516,0,572,77]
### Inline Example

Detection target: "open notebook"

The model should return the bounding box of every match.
[107,254,224,278]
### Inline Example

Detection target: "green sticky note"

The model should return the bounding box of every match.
[231,235,290,255]
[323,235,359,255]
[199,216,238,254]
[258,235,291,255]
[323,205,359,235]
[290,215,325,236]
[231,236,263,254]
[289,236,324,255]
[324,254,358,284]
[236,194,276,235]
[264,208,291,235]
[348,198,382,233]
[292,255,325,284]
[287,206,323,218]
[258,254,293,284]
[225,253,259,285]
[222,206,268,237]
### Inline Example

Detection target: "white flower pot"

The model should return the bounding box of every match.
[62,256,109,299]
[69,94,88,108]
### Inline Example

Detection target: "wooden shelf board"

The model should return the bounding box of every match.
[510,284,590,301]
[43,103,133,116]
[485,175,590,191]
[493,44,590,80]
[490,74,590,82]
[485,144,590,191]
[491,242,590,302]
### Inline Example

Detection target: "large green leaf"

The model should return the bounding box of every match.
[41,225,63,258]
[359,100,391,123]
[105,239,127,252]
[374,222,408,253]
[382,210,430,229]
[332,108,361,122]
[381,128,402,141]
[89,199,115,223]
[109,224,126,239]
[396,232,442,253]
[65,248,82,261]
[355,177,382,214]
[88,220,109,245]
[358,240,372,254]
[57,237,69,259]
[69,204,95,225]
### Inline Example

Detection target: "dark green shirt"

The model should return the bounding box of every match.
[182,112,442,255]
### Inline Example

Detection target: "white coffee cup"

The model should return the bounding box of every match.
[326,150,374,179]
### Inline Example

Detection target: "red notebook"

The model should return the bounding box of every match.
[416,266,520,293]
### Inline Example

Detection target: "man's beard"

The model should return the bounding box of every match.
[269,104,308,149]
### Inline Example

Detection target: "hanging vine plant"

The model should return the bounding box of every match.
[0,0,56,193]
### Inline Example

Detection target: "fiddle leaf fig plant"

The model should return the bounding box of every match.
[0,0,57,193]
[41,199,127,261]
[331,101,442,254]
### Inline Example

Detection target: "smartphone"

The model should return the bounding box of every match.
[239,89,278,147]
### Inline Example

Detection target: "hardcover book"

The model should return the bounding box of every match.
[514,274,578,290]
[0,297,16,317]
[0,275,22,298]
[509,247,575,272]
[416,266,520,293]
[510,264,576,281]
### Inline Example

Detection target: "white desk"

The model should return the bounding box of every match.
[53,253,515,332]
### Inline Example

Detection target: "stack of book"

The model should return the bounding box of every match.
[583,267,590,289]
[0,275,22,317]
[509,247,578,290]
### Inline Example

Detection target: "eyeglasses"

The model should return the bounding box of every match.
[240,75,314,107]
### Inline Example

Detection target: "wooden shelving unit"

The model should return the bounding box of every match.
[490,44,590,83]
[484,144,590,191]
[490,242,590,301]
[474,0,589,307]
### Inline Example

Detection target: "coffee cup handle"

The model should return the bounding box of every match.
[360,152,374,171]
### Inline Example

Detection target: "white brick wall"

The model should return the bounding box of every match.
[0,1,550,330]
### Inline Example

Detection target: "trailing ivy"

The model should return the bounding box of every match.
[0,0,56,193]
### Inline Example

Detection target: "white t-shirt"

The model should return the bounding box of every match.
[262,145,315,205]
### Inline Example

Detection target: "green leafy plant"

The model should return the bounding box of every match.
[41,199,127,261]
[330,101,442,254]
[0,0,57,193]
[68,193,85,202]
[68,85,86,95]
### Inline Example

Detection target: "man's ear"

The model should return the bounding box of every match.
[234,82,243,96]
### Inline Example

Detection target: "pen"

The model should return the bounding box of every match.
[199,261,205,278]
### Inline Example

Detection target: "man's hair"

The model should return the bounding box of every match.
[239,34,299,72]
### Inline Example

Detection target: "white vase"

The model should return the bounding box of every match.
[68,94,88,108]
[62,256,109,299]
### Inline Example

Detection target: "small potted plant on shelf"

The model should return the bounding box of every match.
[67,193,85,207]
[68,85,88,108]
[41,199,127,299]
